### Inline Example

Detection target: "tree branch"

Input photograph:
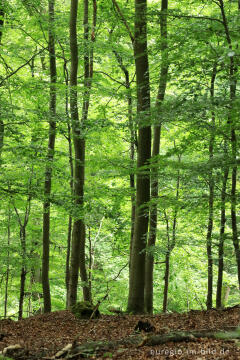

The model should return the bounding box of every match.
[111,0,134,44]
[0,48,47,86]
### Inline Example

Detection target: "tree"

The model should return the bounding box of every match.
[218,0,240,288]
[206,63,217,310]
[144,0,168,314]
[127,0,151,314]
[0,0,5,158]
[42,0,57,314]
[68,0,81,307]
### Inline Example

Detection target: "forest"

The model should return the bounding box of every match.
[0,0,240,358]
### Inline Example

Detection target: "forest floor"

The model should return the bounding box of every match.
[0,306,240,359]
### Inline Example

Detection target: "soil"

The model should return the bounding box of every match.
[0,306,240,359]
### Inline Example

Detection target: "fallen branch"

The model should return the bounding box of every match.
[50,327,240,358]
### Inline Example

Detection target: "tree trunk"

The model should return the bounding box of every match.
[206,64,216,310]
[14,188,31,320]
[68,0,97,306]
[42,0,57,313]
[162,251,170,313]
[218,0,240,289]
[4,205,11,318]
[216,152,229,308]
[68,0,81,307]
[144,0,168,314]
[78,0,96,303]
[66,214,72,305]
[0,1,4,159]
[127,0,151,314]
[88,227,93,302]
[112,49,135,271]
[63,59,74,307]
[18,226,26,320]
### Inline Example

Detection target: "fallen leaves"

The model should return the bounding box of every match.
[0,306,239,359]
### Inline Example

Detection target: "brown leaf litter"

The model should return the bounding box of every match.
[0,306,239,359]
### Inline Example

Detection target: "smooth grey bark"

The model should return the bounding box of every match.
[144,0,168,314]
[127,0,151,314]
[42,0,57,313]
[206,63,216,310]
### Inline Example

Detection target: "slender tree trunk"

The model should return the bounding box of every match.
[63,59,74,307]
[14,187,32,319]
[218,0,240,288]
[163,251,170,313]
[112,50,135,270]
[0,0,4,45]
[162,158,180,313]
[206,64,216,310]
[18,226,26,320]
[42,0,57,313]
[144,0,168,314]
[68,0,97,306]
[216,160,229,308]
[0,1,4,159]
[68,0,81,307]
[4,205,10,318]
[127,0,151,314]
[162,210,170,313]
[66,214,72,304]
[0,116,3,159]
[88,227,93,301]
[129,102,135,270]
[77,0,96,303]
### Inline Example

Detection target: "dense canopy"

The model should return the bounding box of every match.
[0,0,239,319]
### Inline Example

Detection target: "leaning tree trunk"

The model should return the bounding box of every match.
[206,63,216,310]
[144,0,168,314]
[42,0,57,313]
[127,0,151,314]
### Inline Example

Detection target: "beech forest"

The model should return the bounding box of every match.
[0,0,240,358]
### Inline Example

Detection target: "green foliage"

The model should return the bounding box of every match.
[0,0,239,317]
